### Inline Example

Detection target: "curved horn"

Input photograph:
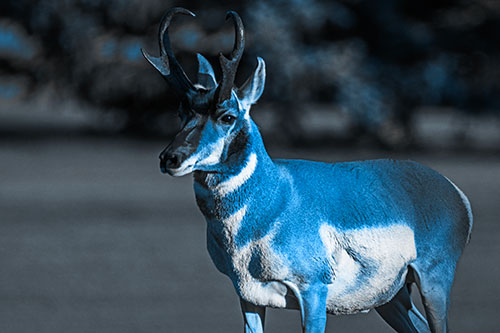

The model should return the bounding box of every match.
[142,7,196,100]
[218,11,245,104]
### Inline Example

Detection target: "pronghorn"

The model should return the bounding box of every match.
[142,8,473,333]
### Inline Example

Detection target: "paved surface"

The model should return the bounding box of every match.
[0,137,498,332]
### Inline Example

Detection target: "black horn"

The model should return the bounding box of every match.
[141,7,196,101]
[218,11,245,104]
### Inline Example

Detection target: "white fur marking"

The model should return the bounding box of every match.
[196,137,225,166]
[176,153,199,174]
[173,137,225,175]
[223,205,247,242]
[167,163,195,177]
[230,223,289,308]
[319,223,417,314]
[214,153,257,197]
[319,224,361,296]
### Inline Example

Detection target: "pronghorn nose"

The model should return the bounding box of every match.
[159,151,181,172]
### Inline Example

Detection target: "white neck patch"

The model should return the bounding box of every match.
[223,204,247,243]
[213,152,257,197]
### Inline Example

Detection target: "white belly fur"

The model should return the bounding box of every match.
[320,224,417,314]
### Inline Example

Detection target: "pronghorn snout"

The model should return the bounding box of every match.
[159,150,182,174]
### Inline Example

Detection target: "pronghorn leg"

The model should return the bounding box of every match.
[411,264,453,333]
[240,298,266,333]
[300,284,328,333]
[419,285,450,333]
[375,283,430,333]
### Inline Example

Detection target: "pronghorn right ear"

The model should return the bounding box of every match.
[237,57,266,110]
[197,53,217,89]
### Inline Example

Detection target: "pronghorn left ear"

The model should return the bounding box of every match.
[237,57,266,110]
[197,53,217,89]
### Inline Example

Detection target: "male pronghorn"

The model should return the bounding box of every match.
[143,8,473,333]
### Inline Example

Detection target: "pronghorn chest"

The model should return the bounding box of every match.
[203,201,292,308]
[195,175,293,308]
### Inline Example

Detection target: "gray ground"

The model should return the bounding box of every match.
[0,137,498,332]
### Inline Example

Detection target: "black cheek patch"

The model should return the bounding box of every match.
[223,127,249,164]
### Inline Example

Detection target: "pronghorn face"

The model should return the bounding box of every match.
[142,9,265,177]
[159,57,266,176]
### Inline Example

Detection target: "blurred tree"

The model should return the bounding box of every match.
[243,0,500,148]
[1,0,499,146]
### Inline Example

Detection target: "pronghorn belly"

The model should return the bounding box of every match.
[320,223,417,314]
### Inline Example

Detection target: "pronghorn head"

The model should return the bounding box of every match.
[142,8,265,176]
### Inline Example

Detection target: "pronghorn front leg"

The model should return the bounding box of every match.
[240,298,266,333]
[299,284,328,333]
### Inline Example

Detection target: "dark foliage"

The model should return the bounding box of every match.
[1,0,499,146]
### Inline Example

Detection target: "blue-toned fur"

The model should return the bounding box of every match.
[194,117,470,285]
[152,37,472,333]
[189,111,470,332]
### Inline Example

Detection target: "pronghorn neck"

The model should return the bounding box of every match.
[193,120,283,224]
[194,120,276,191]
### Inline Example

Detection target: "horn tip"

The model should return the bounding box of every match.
[170,7,196,17]
[182,7,196,17]
[225,11,237,20]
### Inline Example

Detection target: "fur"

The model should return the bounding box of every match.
[152,36,473,333]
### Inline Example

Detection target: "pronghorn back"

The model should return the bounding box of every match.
[144,8,472,333]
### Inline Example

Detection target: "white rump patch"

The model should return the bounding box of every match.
[319,223,417,314]
[213,153,257,197]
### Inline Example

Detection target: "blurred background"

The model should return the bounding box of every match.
[0,0,499,332]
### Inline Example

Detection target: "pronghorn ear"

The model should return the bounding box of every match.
[237,57,266,110]
[197,53,217,89]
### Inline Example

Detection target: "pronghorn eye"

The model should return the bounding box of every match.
[220,114,236,125]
